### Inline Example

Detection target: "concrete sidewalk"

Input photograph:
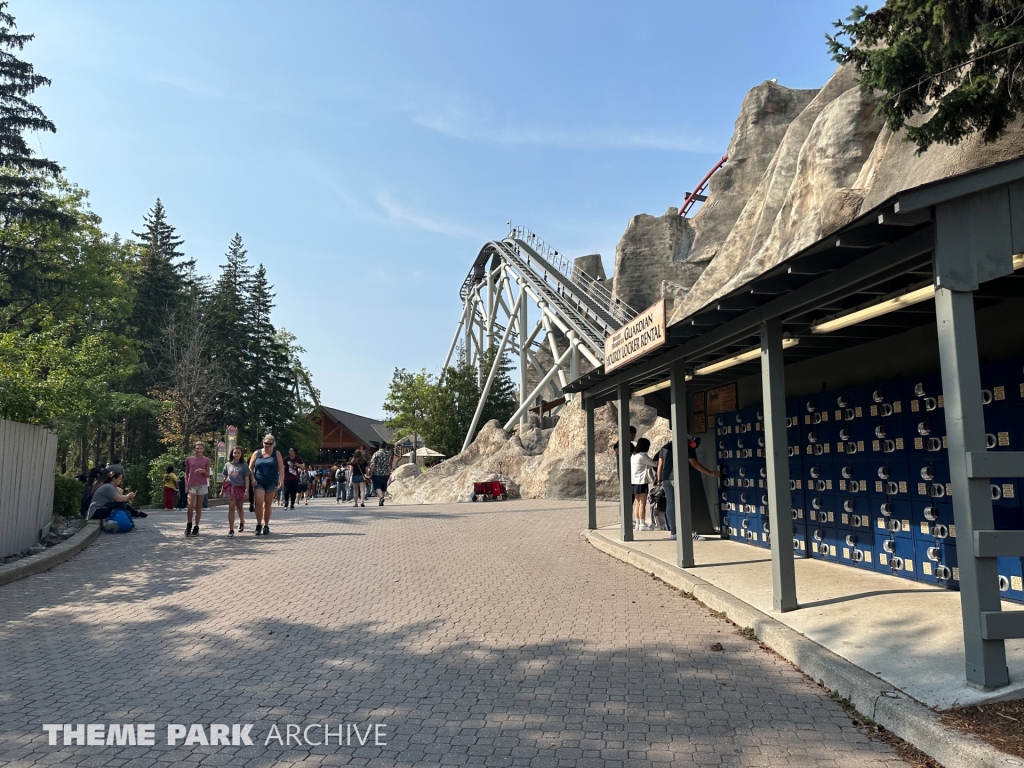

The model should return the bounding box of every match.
[590,522,1024,710]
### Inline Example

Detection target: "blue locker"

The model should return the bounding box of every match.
[792,522,810,559]
[810,522,838,561]
[801,422,836,461]
[866,380,913,420]
[799,392,835,428]
[874,535,917,580]
[727,511,747,543]
[983,406,1021,452]
[834,422,872,462]
[718,488,737,514]
[980,359,1024,411]
[734,463,760,491]
[835,462,870,495]
[839,529,875,571]
[756,515,772,549]
[868,461,912,500]
[733,433,758,460]
[865,419,912,460]
[874,497,914,539]
[807,492,837,527]
[912,500,957,543]
[910,459,952,502]
[916,540,960,589]
[804,461,836,494]
[991,478,1020,508]
[735,489,759,516]
[755,432,768,459]
[791,492,807,527]
[998,557,1024,603]
[740,514,760,547]
[908,414,948,456]
[832,387,867,424]
[836,495,873,535]
[907,373,944,418]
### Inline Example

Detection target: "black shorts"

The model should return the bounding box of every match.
[632,483,649,495]
[373,475,390,492]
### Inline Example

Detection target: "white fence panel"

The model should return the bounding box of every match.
[0,419,58,559]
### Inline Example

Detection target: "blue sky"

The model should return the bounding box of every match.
[20,0,867,418]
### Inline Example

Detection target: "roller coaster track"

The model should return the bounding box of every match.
[679,154,728,217]
[445,227,638,451]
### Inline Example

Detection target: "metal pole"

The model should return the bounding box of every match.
[462,291,524,453]
[935,286,1009,688]
[441,299,471,374]
[503,345,573,430]
[617,382,633,542]
[586,397,597,530]
[670,359,693,568]
[486,266,495,351]
[760,319,797,613]
[519,282,529,429]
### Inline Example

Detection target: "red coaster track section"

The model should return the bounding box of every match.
[679,154,728,217]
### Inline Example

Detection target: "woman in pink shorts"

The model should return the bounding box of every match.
[221,446,254,536]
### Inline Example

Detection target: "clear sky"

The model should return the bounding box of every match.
[19,0,868,418]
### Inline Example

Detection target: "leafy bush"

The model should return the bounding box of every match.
[52,473,83,517]
[123,462,151,505]
[148,450,185,505]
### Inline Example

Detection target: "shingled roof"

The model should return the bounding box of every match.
[318,406,393,448]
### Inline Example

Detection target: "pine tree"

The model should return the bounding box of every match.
[0,1,76,310]
[246,263,288,443]
[208,233,253,430]
[129,199,190,386]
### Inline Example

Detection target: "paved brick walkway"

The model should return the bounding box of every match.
[0,498,907,767]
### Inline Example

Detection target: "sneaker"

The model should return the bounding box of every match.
[255,525,263,536]
[692,532,703,541]
[669,534,677,540]
[360,503,365,507]
[379,497,384,506]
[238,522,245,532]
[263,524,270,535]
[185,524,192,537]
[228,529,234,537]
[191,525,199,536]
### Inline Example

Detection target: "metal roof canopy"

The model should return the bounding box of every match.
[566,156,1024,403]
[577,155,1024,692]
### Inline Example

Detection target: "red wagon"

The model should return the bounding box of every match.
[471,479,508,502]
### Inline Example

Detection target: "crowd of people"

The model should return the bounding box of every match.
[77,438,400,538]
[155,437,397,537]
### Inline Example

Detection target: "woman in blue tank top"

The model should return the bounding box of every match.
[249,434,285,536]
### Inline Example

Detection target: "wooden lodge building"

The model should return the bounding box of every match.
[311,407,393,466]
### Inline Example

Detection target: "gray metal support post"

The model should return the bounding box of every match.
[519,287,529,429]
[586,398,597,530]
[617,383,633,542]
[760,319,797,612]
[935,286,1009,688]
[669,359,694,568]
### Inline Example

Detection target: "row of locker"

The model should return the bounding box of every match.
[721,510,1024,603]
[712,356,1024,604]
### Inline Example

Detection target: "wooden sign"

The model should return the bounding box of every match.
[692,412,707,434]
[692,391,706,413]
[706,383,738,415]
[603,299,667,373]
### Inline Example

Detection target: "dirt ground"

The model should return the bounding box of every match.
[942,698,1024,760]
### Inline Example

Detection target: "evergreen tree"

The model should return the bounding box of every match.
[208,233,253,430]
[479,347,518,430]
[425,349,484,458]
[245,264,297,444]
[828,1,1024,152]
[129,199,191,386]
[0,1,76,310]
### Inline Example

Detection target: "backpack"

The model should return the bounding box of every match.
[107,509,134,533]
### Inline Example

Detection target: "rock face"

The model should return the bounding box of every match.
[400,64,1024,504]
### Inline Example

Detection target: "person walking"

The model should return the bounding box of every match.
[221,446,253,536]
[630,438,658,531]
[184,442,211,536]
[162,465,177,510]
[333,462,346,503]
[350,450,369,507]
[249,434,285,535]
[283,448,304,509]
[177,462,188,510]
[371,443,393,506]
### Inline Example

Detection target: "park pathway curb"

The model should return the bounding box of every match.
[585,529,1024,768]
[0,520,100,588]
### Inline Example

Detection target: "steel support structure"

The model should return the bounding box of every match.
[585,398,597,531]
[669,359,693,568]
[760,319,797,613]
[617,383,633,542]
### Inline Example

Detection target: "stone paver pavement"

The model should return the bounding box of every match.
[0,498,908,767]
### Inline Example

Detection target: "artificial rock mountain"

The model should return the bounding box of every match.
[392,65,1024,504]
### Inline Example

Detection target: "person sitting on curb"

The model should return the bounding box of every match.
[85,470,139,521]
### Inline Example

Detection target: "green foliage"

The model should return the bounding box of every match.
[277,415,321,462]
[383,368,434,444]
[148,450,185,504]
[52,473,81,517]
[122,461,151,504]
[424,354,484,459]
[828,1,1024,152]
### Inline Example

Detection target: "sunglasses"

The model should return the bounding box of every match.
[264,441,274,446]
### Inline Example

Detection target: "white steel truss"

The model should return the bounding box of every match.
[444,227,638,452]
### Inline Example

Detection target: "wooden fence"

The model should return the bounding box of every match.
[0,419,58,559]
